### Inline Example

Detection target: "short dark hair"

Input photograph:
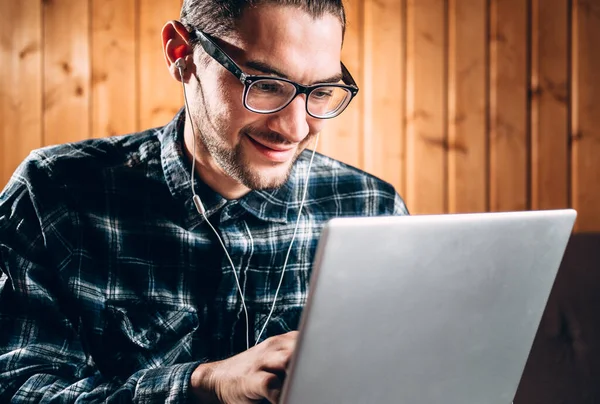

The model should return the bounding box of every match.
[180,0,346,39]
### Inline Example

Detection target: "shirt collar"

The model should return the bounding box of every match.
[158,109,300,228]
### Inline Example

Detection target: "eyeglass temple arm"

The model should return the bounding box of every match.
[341,62,359,93]
[190,29,246,83]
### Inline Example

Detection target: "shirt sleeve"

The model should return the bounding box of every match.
[0,155,200,403]
[393,192,410,216]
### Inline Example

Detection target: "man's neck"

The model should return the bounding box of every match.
[196,166,251,200]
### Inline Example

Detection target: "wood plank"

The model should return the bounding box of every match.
[91,0,138,138]
[530,0,569,211]
[0,1,43,188]
[362,0,406,196]
[405,0,446,214]
[447,0,487,213]
[318,0,363,169]
[571,0,600,231]
[488,0,528,212]
[43,0,91,146]
[139,0,182,129]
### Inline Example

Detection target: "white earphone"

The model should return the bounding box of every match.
[174,57,187,72]
[176,57,319,350]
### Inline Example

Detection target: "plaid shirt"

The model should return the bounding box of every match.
[0,110,408,403]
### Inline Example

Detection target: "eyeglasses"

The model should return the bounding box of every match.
[188,29,359,119]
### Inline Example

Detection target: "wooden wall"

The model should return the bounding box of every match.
[1,0,599,231]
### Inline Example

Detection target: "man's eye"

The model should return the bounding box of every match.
[254,82,284,94]
[312,90,333,99]
[311,88,334,101]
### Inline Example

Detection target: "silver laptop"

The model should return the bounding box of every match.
[280,209,576,404]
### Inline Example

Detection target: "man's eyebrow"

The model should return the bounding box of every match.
[244,60,343,84]
[317,72,343,84]
[245,60,289,78]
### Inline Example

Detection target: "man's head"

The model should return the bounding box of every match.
[162,0,354,198]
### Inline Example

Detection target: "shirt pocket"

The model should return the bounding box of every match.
[100,303,199,376]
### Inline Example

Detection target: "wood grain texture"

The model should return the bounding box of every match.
[571,0,600,231]
[43,0,91,146]
[405,0,447,214]
[530,0,569,211]
[0,1,43,184]
[489,0,528,212]
[139,0,182,129]
[91,0,137,138]
[447,0,487,213]
[362,0,406,196]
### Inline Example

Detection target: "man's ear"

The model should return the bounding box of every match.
[162,20,194,82]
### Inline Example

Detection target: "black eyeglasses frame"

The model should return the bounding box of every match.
[188,28,360,119]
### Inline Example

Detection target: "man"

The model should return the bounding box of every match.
[0,0,408,402]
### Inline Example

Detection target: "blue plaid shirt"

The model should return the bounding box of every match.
[0,110,408,403]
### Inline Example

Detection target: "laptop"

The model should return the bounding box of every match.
[280,209,577,404]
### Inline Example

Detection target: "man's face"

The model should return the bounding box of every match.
[188,5,343,191]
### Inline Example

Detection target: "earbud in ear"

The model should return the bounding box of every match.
[173,45,188,71]
[175,58,186,72]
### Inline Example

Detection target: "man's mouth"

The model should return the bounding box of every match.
[245,133,296,163]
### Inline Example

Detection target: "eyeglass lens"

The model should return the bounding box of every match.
[245,79,352,118]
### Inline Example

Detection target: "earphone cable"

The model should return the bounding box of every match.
[180,68,251,350]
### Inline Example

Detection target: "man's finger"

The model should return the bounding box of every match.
[261,349,292,372]
[255,371,283,404]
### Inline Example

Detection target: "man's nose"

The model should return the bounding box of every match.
[266,95,310,144]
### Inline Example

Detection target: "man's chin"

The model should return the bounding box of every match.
[240,161,294,191]
[235,141,303,190]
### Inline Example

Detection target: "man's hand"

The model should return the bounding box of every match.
[190,331,298,404]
